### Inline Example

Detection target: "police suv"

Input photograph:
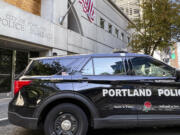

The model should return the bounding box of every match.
[8,53,180,135]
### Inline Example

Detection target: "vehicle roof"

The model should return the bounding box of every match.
[32,53,151,60]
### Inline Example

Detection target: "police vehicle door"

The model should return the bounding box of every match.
[130,57,180,126]
[73,56,138,125]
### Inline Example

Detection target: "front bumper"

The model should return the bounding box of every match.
[8,111,38,130]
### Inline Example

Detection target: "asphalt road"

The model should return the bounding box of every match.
[0,122,180,135]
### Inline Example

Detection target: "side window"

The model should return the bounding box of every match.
[81,59,93,75]
[93,57,126,75]
[131,57,175,77]
[25,59,75,76]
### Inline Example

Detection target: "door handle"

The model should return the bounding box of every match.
[82,77,88,80]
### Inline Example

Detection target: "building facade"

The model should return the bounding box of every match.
[0,0,133,97]
[112,0,141,21]
[170,43,180,69]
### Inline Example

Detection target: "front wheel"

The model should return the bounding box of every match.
[44,103,88,135]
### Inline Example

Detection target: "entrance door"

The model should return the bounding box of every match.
[0,49,39,95]
[0,48,12,93]
[16,51,29,76]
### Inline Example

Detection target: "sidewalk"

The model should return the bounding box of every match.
[0,93,11,99]
[0,98,12,124]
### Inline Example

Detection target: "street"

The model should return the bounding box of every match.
[0,122,180,135]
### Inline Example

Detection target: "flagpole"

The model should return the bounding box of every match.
[59,0,77,25]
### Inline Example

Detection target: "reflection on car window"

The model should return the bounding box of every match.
[25,59,75,76]
[131,57,174,77]
[93,57,126,75]
[81,60,93,75]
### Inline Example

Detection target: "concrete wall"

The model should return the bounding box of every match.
[0,1,54,47]
[0,0,132,56]
[68,0,131,53]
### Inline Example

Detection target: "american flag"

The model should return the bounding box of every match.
[79,0,95,22]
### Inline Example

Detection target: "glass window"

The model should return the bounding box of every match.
[126,8,129,14]
[25,58,75,76]
[120,7,124,12]
[100,18,105,29]
[16,51,28,74]
[127,37,130,43]
[131,57,175,77]
[0,48,12,93]
[134,9,140,14]
[93,57,126,75]
[115,28,119,38]
[81,60,93,75]
[108,24,112,34]
[121,33,124,41]
[130,8,132,15]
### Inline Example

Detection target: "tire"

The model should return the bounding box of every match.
[44,103,88,135]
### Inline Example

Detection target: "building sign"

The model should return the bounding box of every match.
[79,0,95,22]
[0,1,53,47]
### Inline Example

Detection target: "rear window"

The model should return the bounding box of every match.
[25,58,76,76]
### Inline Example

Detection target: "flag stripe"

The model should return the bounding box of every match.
[79,0,95,22]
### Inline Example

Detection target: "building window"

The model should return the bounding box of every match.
[134,9,140,14]
[126,8,129,14]
[128,37,130,43]
[121,33,124,41]
[108,24,112,34]
[115,28,119,38]
[120,7,124,12]
[100,18,105,29]
[68,1,82,34]
[130,8,132,15]
[0,48,12,93]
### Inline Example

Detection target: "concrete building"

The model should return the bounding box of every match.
[0,0,133,97]
[111,0,140,21]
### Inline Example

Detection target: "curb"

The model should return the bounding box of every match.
[0,98,12,102]
[0,118,9,126]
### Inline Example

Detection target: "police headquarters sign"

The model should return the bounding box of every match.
[103,89,180,97]
[0,14,52,40]
[0,2,53,46]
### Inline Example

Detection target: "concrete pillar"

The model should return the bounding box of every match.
[53,0,68,27]
[11,50,16,98]
[41,0,54,22]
